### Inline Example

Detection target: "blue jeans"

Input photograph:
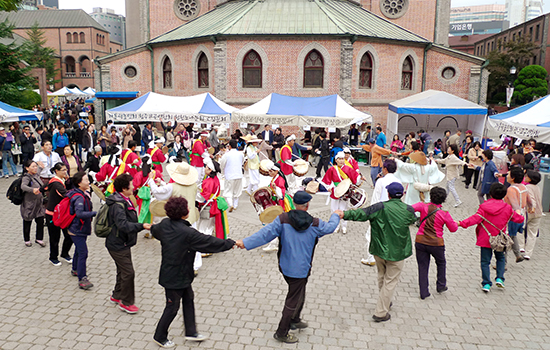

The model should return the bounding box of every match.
[77,144,83,160]
[423,140,432,155]
[140,141,146,156]
[2,151,17,176]
[370,166,381,185]
[480,247,505,286]
[71,235,88,280]
[508,221,523,237]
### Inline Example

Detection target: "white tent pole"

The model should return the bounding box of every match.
[481,114,488,148]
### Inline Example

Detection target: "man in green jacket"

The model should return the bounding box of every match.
[336,182,416,322]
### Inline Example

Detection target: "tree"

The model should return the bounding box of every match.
[486,36,540,103]
[20,23,60,87]
[0,0,22,11]
[0,21,35,107]
[512,65,548,105]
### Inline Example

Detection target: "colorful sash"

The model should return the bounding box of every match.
[151,147,162,165]
[137,185,152,224]
[332,165,349,187]
[207,187,230,239]
[106,150,132,196]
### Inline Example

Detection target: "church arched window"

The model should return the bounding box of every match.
[198,52,209,88]
[66,32,72,43]
[304,50,324,88]
[401,56,413,90]
[162,56,173,89]
[359,52,373,89]
[242,50,262,88]
[73,32,79,43]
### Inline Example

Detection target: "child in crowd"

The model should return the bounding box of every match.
[521,170,543,260]
[459,183,524,293]
[434,144,469,207]
[504,167,532,263]
[412,187,458,299]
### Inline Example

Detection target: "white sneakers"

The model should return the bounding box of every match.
[361,258,376,266]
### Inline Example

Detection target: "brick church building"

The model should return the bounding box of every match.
[95,0,489,128]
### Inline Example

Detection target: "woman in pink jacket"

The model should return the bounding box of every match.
[459,183,524,293]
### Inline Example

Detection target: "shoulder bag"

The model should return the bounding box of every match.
[476,213,514,252]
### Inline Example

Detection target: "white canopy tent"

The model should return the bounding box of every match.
[106,92,237,123]
[487,95,550,143]
[0,101,43,122]
[232,93,372,127]
[83,87,96,96]
[387,90,487,139]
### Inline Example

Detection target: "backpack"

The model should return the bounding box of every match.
[94,202,124,238]
[6,176,24,205]
[53,192,84,229]
[529,152,541,171]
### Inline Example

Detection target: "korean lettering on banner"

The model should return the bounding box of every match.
[493,121,541,139]
[109,113,230,123]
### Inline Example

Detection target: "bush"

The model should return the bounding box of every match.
[512,65,548,105]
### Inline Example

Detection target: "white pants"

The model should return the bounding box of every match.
[331,198,348,230]
[194,166,205,185]
[194,252,202,271]
[363,225,375,263]
[224,178,243,208]
[286,173,297,195]
[247,169,260,193]
[447,177,460,203]
[523,216,542,257]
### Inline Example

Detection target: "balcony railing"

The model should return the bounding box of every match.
[65,72,76,78]
[80,72,91,77]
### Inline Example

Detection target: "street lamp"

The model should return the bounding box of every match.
[506,66,517,109]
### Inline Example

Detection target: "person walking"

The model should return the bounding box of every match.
[44,163,73,265]
[361,138,392,186]
[98,125,110,155]
[446,129,462,149]
[0,127,19,178]
[236,191,340,343]
[20,160,45,247]
[459,183,524,292]
[465,141,482,189]
[20,125,37,165]
[412,187,458,299]
[106,173,152,314]
[474,149,500,204]
[220,139,244,212]
[67,171,97,290]
[245,136,261,194]
[434,144,469,207]
[52,125,70,156]
[33,140,61,186]
[337,182,417,322]
[272,127,285,162]
[61,145,83,177]
[504,167,532,263]
[375,126,386,147]
[522,170,543,260]
[314,131,330,179]
[152,196,235,348]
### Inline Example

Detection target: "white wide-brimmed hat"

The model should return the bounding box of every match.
[166,161,198,185]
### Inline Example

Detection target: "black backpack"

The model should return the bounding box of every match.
[7,176,24,205]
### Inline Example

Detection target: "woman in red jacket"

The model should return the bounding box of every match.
[459,183,524,293]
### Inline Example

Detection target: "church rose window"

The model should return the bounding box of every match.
[401,56,413,90]
[242,50,262,88]
[198,52,209,88]
[359,52,373,89]
[174,0,201,21]
[380,0,409,19]
[163,57,172,89]
[442,67,456,80]
[304,50,324,88]
[124,66,137,78]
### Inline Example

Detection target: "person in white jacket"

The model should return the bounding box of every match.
[245,136,261,195]
[220,139,244,211]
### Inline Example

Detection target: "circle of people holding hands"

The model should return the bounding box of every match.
[5,119,545,348]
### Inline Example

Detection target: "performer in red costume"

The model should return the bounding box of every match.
[190,131,211,184]
[146,137,166,176]
[196,159,229,240]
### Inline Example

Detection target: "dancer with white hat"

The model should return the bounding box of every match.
[245,135,262,195]
[147,137,167,176]
[190,131,211,184]
[278,134,298,194]
[321,151,360,234]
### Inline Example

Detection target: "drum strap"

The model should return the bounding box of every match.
[335,165,349,181]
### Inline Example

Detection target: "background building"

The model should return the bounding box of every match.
[89,7,126,49]
[450,4,506,36]
[506,0,544,27]
[19,0,58,10]
[41,0,59,8]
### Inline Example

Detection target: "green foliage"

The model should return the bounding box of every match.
[0,20,35,107]
[486,36,541,102]
[512,65,548,104]
[0,0,22,11]
[20,23,60,87]
[19,90,42,110]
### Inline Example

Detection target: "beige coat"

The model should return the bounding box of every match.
[436,154,467,180]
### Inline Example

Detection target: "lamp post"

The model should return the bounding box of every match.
[506,66,517,109]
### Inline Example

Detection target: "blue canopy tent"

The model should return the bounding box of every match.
[231,93,372,127]
[0,101,43,122]
[387,90,487,139]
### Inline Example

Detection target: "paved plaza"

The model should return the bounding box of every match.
[0,166,549,350]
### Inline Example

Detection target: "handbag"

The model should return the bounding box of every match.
[476,213,514,252]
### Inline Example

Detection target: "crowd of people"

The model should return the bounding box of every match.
[2,116,547,347]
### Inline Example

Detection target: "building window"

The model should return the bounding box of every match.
[174,0,201,21]
[80,32,85,43]
[162,56,173,89]
[198,52,209,88]
[529,27,533,41]
[359,52,373,89]
[380,0,409,19]
[66,32,72,43]
[124,66,137,78]
[401,56,413,90]
[513,33,516,41]
[73,32,78,43]
[242,50,262,88]
[536,24,540,40]
[65,56,76,73]
[442,67,456,80]
[533,55,537,64]
[303,50,324,88]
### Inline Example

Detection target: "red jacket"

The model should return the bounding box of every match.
[459,199,524,248]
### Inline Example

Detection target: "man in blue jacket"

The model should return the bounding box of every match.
[236,191,340,344]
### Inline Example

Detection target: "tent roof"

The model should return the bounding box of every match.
[232,93,372,127]
[389,90,487,115]
[489,95,550,127]
[106,92,237,123]
[0,101,43,121]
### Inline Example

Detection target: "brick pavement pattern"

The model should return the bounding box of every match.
[0,167,549,350]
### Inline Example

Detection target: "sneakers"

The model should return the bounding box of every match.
[273,333,299,343]
[372,313,391,322]
[109,296,120,304]
[78,277,93,290]
[454,201,462,208]
[70,270,78,277]
[523,255,531,260]
[482,284,491,293]
[437,286,448,294]
[4,175,9,179]
[153,338,175,348]
[119,303,139,314]
[35,240,46,247]
[290,321,308,330]
[185,333,208,342]
[201,253,213,258]
[61,256,73,264]
[342,226,347,234]
[50,259,62,266]
[516,256,525,263]
[495,278,505,289]
[361,258,375,266]
[520,249,525,253]
[228,206,234,212]
[25,241,32,247]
